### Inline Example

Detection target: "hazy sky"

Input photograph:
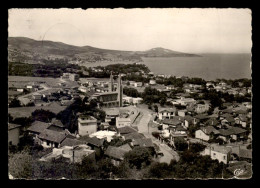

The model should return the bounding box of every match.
[8,8,252,53]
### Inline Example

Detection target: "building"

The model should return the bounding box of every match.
[178,109,187,117]
[116,117,131,128]
[8,123,21,146]
[134,82,143,87]
[78,115,98,136]
[132,97,143,105]
[149,80,156,85]
[158,108,176,120]
[195,126,220,141]
[201,145,232,164]
[91,72,123,107]
[195,103,210,114]
[104,146,130,166]
[39,145,95,164]
[38,129,72,148]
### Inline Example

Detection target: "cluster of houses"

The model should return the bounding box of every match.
[152,97,252,164]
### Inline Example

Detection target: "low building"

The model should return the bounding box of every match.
[8,123,21,146]
[218,126,247,142]
[78,115,98,136]
[104,146,129,166]
[158,108,176,120]
[39,145,95,164]
[149,80,156,85]
[195,103,210,114]
[117,126,138,135]
[201,145,232,164]
[177,109,187,117]
[195,126,220,141]
[38,129,72,148]
[116,117,131,128]
[132,97,143,105]
[134,82,143,87]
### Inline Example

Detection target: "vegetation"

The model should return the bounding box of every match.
[142,87,167,106]
[123,87,141,98]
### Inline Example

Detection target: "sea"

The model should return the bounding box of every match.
[82,53,252,81]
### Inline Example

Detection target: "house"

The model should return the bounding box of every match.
[162,118,182,130]
[149,80,156,85]
[238,149,252,162]
[132,97,143,105]
[80,136,105,157]
[158,108,176,120]
[177,109,187,117]
[27,121,50,137]
[78,115,97,136]
[105,108,120,123]
[195,126,220,141]
[104,146,129,166]
[201,144,232,164]
[123,132,146,141]
[123,96,133,104]
[8,123,21,146]
[48,118,66,132]
[166,85,175,90]
[132,138,153,148]
[234,115,247,128]
[221,116,235,126]
[117,126,138,135]
[195,103,210,114]
[134,82,143,87]
[194,114,209,125]
[38,129,72,148]
[60,137,86,147]
[184,115,194,128]
[205,118,219,127]
[39,145,95,164]
[218,126,247,142]
[116,117,131,128]
[171,97,196,106]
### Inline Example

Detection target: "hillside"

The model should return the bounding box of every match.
[8,37,199,64]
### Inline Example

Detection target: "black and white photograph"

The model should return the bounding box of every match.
[7,8,252,180]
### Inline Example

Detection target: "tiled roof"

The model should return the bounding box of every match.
[51,118,65,127]
[124,132,145,141]
[184,115,194,122]
[81,136,104,147]
[117,126,137,134]
[218,126,247,136]
[210,145,232,154]
[60,137,86,147]
[194,114,209,120]
[118,143,132,152]
[133,138,153,147]
[200,126,219,135]
[38,129,68,143]
[27,121,50,134]
[163,118,181,126]
[205,118,219,126]
[105,146,129,160]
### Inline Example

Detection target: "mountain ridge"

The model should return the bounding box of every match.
[8,37,200,64]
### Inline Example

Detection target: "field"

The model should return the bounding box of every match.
[8,102,67,119]
[8,76,63,88]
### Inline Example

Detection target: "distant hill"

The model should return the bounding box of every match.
[8,37,199,64]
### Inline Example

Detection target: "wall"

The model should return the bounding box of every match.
[195,130,210,141]
[78,122,97,136]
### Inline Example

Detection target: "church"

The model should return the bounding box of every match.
[91,72,123,107]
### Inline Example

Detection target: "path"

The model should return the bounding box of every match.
[133,104,180,164]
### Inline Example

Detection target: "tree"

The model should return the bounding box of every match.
[153,105,158,113]
[174,137,188,151]
[31,109,56,122]
[9,98,21,108]
[124,146,153,169]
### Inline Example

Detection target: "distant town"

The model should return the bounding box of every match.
[8,61,252,179]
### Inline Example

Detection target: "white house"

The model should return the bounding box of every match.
[134,82,143,87]
[78,115,98,136]
[116,117,131,128]
[195,126,219,141]
[149,80,156,85]
[200,145,231,164]
[158,109,176,120]
[132,97,143,104]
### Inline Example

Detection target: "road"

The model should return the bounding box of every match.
[133,104,180,164]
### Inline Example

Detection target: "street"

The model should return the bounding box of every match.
[132,104,180,164]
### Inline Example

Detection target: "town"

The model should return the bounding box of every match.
[8,62,252,179]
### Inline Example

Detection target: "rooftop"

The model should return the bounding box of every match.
[104,146,129,160]
[38,129,69,143]
[27,121,50,134]
[8,123,21,131]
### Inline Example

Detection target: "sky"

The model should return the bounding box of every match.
[8,8,252,53]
